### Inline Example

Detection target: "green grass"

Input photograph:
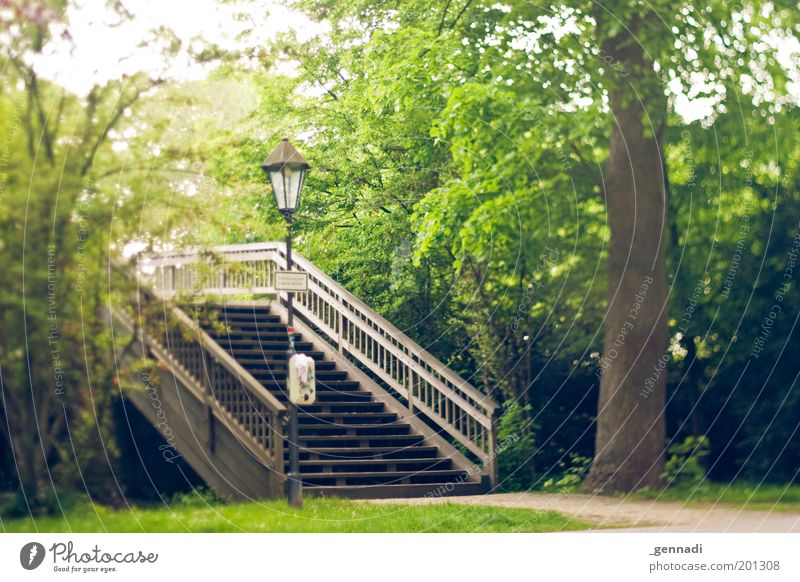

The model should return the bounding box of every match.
[1,496,589,533]
[634,482,800,512]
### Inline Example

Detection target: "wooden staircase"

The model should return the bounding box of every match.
[199,304,484,498]
[116,242,499,500]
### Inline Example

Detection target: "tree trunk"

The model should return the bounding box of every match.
[585,23,669,493]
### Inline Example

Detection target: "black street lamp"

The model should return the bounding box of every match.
[262,137,310,508]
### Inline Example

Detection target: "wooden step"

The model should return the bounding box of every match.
[299,458,452,471]
[208,330,302,340]
[300,469,469,487]
[288,445,439,460]
[239,361,337,372]
[297,423,411,437]
[249,370,348,381]
[208,316,284,326]
[195,305,274,314]
[295,391,373,403]
[298,401,384,413]
[207,313,282,324]
[305,481,486,499]
[297,412,398,424]
[298,434,425,447]
[226,349,325,359]
[216,339,315,350]
[223,323,292,332]
[258,380,361,391]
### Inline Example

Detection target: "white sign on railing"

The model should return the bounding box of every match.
[275,271,308,291]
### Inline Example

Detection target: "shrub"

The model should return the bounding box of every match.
[662,435,710,488]
[497,403,538,491]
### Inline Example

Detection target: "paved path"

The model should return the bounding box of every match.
[364,492,800,532]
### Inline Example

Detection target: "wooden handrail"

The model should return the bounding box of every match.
[139,243,498,408]
[168,307,287,415]
[270,245,499,413]
[114,257,287,469]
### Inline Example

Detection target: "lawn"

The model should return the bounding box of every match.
[0,495,589,533]
[634,482,800,512]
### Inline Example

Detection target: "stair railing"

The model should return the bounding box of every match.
[138,242,501,485]
[118,259,287,474]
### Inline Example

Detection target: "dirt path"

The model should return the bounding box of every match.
[364,492,800,532]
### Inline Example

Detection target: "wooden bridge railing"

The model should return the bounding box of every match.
[116,263,287,476]
[138,242,500,485]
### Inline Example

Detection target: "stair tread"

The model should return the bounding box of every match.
[220,328,298,335]
[240,362,337,370]
[226,349,325,356]
[291,446,437,455]
[298,412,394,419]
[217,339,314,346]
[305,482,486,498]
[299,434,423,442]
[299,458,450,467]
[300,401,383,408]
[300,469,466,479]
[208,331,301,337]
[299,421,409,429]
[272,386,372,402]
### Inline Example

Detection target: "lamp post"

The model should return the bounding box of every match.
[262,137,310,508]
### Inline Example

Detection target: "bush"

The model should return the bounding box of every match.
[497,403,538,491]
[662,435,710,488]
[541,453,591,493]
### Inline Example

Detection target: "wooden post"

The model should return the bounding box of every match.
[407,369,414,413]
[207,405,216,455]
[485,408,500,489]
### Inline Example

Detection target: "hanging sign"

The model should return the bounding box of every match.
[275,271,308,292]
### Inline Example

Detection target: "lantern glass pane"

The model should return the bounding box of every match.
[285,166,305,211]
[269,170,287,210]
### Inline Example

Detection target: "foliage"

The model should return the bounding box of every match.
[267,0,800,489]
[0,1,223,509]
[662,435,710,488]
[496,403,538,490]
[542,454,592,493]
[3,0,800,504]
